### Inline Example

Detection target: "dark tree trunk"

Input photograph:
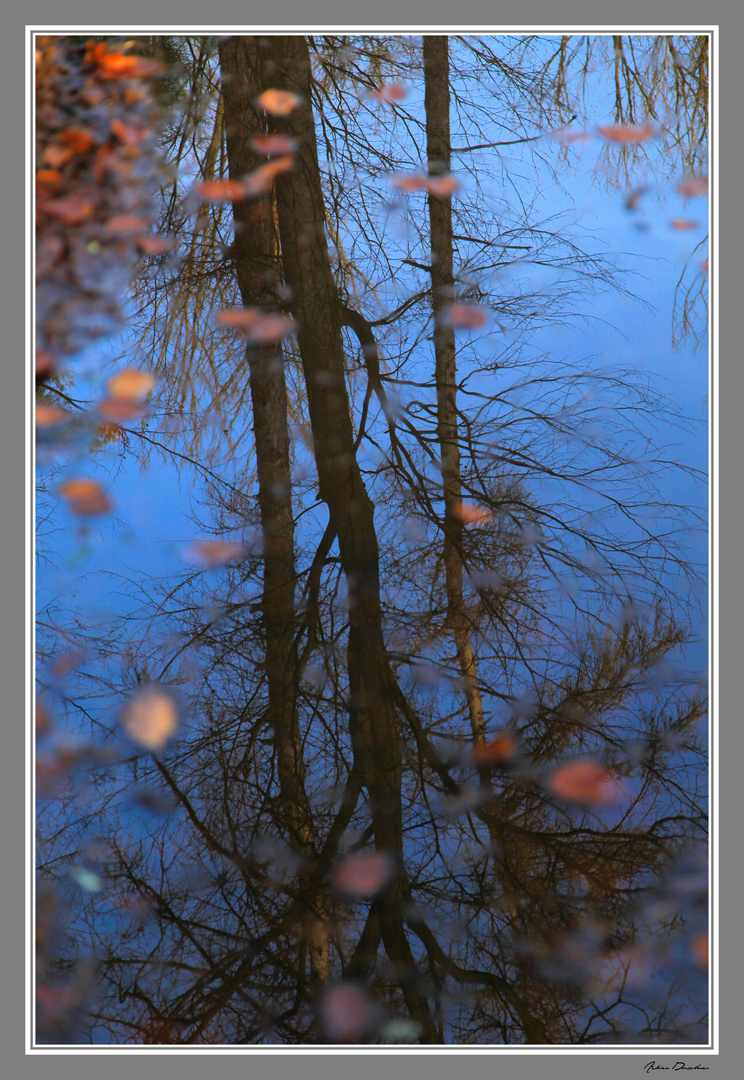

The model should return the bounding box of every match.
[257,34,439,1042]
[423,35,487,746]
[218,37,329,982]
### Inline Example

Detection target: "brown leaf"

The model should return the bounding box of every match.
[670,218,699,231]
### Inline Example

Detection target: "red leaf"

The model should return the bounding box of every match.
[317,983,381,1041]
[250,134,298,156]
[546,760,619,805]
[137,235,177,256]
[425,175,461,197]
[215,307,296,344]
[691,933,708,969]
[677,175,708,197]
[104,214,150,235]
[43,196,96,225]
[330,851,396,897]
[440,303,489,330]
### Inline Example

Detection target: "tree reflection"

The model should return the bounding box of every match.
[35,33,708,1045]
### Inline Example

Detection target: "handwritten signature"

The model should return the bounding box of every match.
[644,1065,710,1074]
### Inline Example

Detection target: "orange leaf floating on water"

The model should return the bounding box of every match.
[670,218,699,231]
[426,175,461,197]
[96,52,139,79]
[137,235,177,256]
[196,178,248,203]
[35,403,68,428]
[391,173,461,197]
[94,50,165,81]
[104,214,150,235]
[110,118,148,145]
[677,174,708,197]
[471,732,517,766]
[250,134,298,156]
[59,478,111,516]
[391,173,428,193]
[453,502,493,526]
[257,88,302,116]
[368,83,408,103]
[42,143,74,169]
[43,195,96,225]
[242,156,296,197]
[546,759,618,805]
[185,539,246,568]
[122,688,178,751]
[215,307,296,344]
[441,303,490,330]
[330,851,396,898]
[35,169,65,194]
[98,398,145,423]
[597,123,658,144]
[106,368,156,401]
[60,128,95,154]
[691,933,708,969]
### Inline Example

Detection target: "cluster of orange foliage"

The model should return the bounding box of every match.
[35,37,167,385]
